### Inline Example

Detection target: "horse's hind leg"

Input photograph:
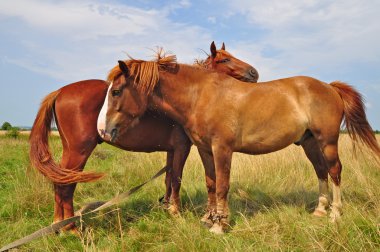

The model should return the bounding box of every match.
[301,136,329,216]
[321,143,343,222]
[54,146,96,232]
[54,183,77,230]
[313,127,343,221]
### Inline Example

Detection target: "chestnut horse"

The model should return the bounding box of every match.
[99,54,380,234]
[29,42,258,231]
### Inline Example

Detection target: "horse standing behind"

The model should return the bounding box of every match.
[29,42,258,232]
[100,54,380,234]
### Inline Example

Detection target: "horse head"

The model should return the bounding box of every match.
[102,57,172,142]
[203,41,259,82]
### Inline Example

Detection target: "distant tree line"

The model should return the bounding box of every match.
[1,122,378,139]
[1,122,20,138]
[1,122,12,130]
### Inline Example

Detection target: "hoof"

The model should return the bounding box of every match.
[201,212,214,228]
[57,226,81,237]
[209,223,224,235]
[161,203,170,210]
[168,204,180,216]
[158,195,168,205]
[52,219,81,236]
[329,204,342,223]
[312,208,327,217]
[329,210,342,223]
[68,227,81,237]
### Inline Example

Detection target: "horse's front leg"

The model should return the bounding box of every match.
[162,151,174,208]
[197,148,217,227]
[209,144,233,234]
[168,140,191,215]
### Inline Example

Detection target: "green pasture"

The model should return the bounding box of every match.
[0,135,379,251]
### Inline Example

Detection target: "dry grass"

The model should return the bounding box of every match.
[0,134,379,251]
[0,130,60,136]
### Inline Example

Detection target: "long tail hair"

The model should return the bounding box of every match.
[330,81,380,159]
[29,90,104,184]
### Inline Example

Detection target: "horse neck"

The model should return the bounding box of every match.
[150,64,211,125]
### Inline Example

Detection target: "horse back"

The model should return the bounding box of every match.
[196,76,344,154]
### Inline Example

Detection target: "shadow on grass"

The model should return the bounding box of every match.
[74,183,377,233]
[178,186,319,217]
[229,187,319,217]
[70,187,316,235]
[77,197,156,232]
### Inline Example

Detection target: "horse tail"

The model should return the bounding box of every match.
[29,89,104,184]
[330,81,380,159]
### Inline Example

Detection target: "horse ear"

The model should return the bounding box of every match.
[210,41,217,58]
[118,60,129,77]
[221,42,225,50]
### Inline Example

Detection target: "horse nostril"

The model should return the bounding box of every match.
[110,128,118,142]
[249,68,259,82]
[249,68,257,77]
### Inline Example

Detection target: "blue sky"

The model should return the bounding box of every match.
[0,0,379,129]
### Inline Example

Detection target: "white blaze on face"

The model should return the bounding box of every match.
[97,82,113,140]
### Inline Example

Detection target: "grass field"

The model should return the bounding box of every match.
[0,134,379,251]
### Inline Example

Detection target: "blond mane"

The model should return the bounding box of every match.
[107,48,177,94]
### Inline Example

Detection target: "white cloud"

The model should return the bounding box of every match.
[223,0,380,80]
[1,0,379,83]
[0,1,162,39]
[180,0,191,8]
[0,0,212,81]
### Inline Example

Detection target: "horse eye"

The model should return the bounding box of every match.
[216,58,230,64]
[112,90,121,97]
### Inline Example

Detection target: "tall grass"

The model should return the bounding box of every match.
[0,135,379,251]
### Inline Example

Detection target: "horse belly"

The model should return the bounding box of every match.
[237,135,298,155]
[109,115,177,152]
[237,118,307,155]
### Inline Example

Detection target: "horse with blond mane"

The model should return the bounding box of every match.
[98,52,380,234]
[29,42,258,232]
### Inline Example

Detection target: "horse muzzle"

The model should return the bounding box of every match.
[99,127,118,143]
[235,67,259,83]
[245,67,259,83]
[110,128,118,142]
